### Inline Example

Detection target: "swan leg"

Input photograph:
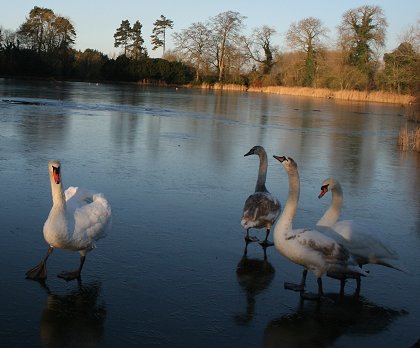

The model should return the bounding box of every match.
[262,245,268,261]
[300,277,323,301]
[26,246,54,281]
[355,276,361,296]
[258,229,274,247]
[340,278,346,296]
[243,240,250,256]
[285,269,307,292]
[57,255,86,281]
[245,229,258,242]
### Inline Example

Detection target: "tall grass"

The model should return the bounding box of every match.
[248,86,414,104]
[192,83,414,104]
[399,126,420,152]
[398,90,420,152]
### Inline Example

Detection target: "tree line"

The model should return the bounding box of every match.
[0,6,419,94]
[0,7,192,84]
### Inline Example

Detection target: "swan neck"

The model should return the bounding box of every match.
[274,167,299,242]
[50,176,66,209]
[317,183,343,226]
[255,151,268,192]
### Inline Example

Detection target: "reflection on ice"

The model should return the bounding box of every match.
[235,242,275,325]
[39,281,106,348]
[264,294,407,348]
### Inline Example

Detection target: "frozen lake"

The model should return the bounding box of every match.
[0,78,419,347]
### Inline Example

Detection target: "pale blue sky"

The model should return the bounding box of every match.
[2,1,419,57]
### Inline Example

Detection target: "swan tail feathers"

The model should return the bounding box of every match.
[375,260,409,274]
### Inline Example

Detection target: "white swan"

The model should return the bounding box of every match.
[241,146,281,246]
[316,178,401,293]
[272,156,367,299]
[26,160,112,281]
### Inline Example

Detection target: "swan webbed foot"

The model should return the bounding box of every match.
[25,246,53,281]
[25,261,48,281]
[57,270,81,281]
[284,282,305,292]
[258,240,274,247]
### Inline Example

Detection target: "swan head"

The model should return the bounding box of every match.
[244,145,266,157]
[273,155,297,170]
[48,160,62,185]
[318,178,340,199]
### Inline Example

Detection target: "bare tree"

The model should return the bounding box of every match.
[0,27,17,50]
[209,11,246,82]
[245,26,278,74]
[173,21,212,81]
[286,17,329,87]
[399,16,420,53]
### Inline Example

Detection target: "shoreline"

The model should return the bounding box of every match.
[185,83,414,105]
[1,76,414,105]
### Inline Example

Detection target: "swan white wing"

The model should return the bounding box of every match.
[65,186,95,212]
[285,228,366,278]
[330,220,399,261]
[65,187,111,248]
[293,229,350,263]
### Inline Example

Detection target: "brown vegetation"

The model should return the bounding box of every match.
[191,83,414,104]
[398,90,420,152]
[399,126,420,152]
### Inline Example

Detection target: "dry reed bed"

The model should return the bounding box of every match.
[248,86,414,104]
[399,127,420,152]
[194,83,414,105]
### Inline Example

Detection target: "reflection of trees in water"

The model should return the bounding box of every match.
[1,81,72,151]
[111,112,141,152]
[264,294,406,348]
[235,243,275,325]
[405,153,420,235]
[12,102,70,153]
[110,86,146,153]
[40,281,106,348]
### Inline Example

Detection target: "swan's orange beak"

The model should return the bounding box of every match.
[53,167,60,184]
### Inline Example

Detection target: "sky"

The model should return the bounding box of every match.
[1,1,419,58]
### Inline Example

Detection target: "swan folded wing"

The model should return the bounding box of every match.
[331,220,399,261]
[294,229,350,263]
[72,193,111,248]
[65,187,96,209]
[241,192,280,228]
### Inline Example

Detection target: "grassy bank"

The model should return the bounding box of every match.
[192,83,414,105]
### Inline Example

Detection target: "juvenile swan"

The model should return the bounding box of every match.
[241,146,281,246]
[26,160,112,281]
[316,178,401,294]
[272,156,367,299]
